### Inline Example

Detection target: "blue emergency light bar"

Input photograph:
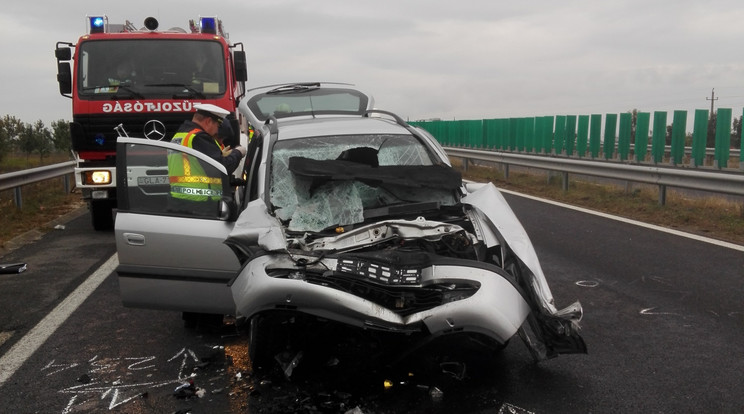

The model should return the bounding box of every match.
[200,17,217,34]
[89,16,105,34]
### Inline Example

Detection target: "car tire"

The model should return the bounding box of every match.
[248,314,275,371]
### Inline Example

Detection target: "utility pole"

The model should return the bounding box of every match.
[706,88,718,115]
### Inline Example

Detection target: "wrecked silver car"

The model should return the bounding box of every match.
[115,82,585,366]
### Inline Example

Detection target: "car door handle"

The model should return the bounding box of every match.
[123,233,146,246]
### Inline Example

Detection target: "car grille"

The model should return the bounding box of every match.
[306,272,439,316]
[268,263,480,317]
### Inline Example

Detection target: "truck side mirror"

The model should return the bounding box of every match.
[55,47,72,61]
[57,62,72,95]
[233,51,248,83]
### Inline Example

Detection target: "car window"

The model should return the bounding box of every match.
[269,134,458,232]
[120,141,227,219]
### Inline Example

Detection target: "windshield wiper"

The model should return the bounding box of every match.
[267,82,321,95]
[145,83,206,99]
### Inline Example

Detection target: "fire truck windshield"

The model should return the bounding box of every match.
[77,39,227,99]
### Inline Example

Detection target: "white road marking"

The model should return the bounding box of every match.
[498,188,744,252]
[0,254,118,387]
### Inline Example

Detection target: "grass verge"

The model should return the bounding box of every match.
[0,179,85,252]
[1,153,84,253]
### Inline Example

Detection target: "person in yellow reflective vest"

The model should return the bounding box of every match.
[248,125,255,142]
[169,104,246,206]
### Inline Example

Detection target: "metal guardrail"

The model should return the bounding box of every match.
[0,161,76,209]
[444,147,744,204]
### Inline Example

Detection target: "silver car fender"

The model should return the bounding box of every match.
[225,198,287,255]
[460,182,558,313]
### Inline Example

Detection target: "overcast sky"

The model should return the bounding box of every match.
[3,0,744,128]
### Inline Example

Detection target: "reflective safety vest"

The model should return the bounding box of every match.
[168,128,223,202]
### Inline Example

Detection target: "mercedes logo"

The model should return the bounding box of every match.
[143,120,167,141]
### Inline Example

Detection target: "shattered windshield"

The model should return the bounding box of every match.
[270,134,461,232]
[77,39,226,99]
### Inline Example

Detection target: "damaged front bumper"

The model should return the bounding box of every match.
[230,253,584,360]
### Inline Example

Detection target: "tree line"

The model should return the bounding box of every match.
[0,115,70,164]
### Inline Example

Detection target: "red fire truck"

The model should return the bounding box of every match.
[55,15,247,230]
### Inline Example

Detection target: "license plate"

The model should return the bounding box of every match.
[137,176,169,185]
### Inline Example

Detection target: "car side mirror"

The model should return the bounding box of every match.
[219,196,238,221]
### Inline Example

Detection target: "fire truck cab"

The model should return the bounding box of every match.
[55,15,247,230]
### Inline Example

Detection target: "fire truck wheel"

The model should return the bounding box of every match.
[90,199,114,231]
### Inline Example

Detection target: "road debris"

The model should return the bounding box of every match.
[429,386,444,400]
[173,379,196,399]
[0,263,27,274]
[276,350,303,378]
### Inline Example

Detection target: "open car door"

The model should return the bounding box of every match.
[114,137,240,315]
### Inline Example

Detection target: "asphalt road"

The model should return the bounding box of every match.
[0,193,742,413]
